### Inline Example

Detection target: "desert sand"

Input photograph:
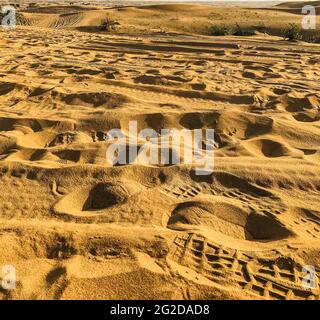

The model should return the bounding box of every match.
[0,2,319,300]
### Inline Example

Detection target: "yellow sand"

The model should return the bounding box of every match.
[0,3,319,300]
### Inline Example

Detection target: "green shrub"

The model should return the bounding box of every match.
[98,16,120,32]
[233,23,257,36]
[210,24,232,36]
[282,23,302,41]
[210,23,258,37]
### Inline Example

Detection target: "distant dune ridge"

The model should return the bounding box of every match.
[7,1,319,38]
[276,1,320,8]
[275,1,320,14]
[0,2,319,300]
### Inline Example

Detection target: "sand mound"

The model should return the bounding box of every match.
[53,180,143,221]
[168,197,292,241]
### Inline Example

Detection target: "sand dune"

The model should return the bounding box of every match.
[274,1,320,15]
[276,1,320,9]
[0,3,319,300]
